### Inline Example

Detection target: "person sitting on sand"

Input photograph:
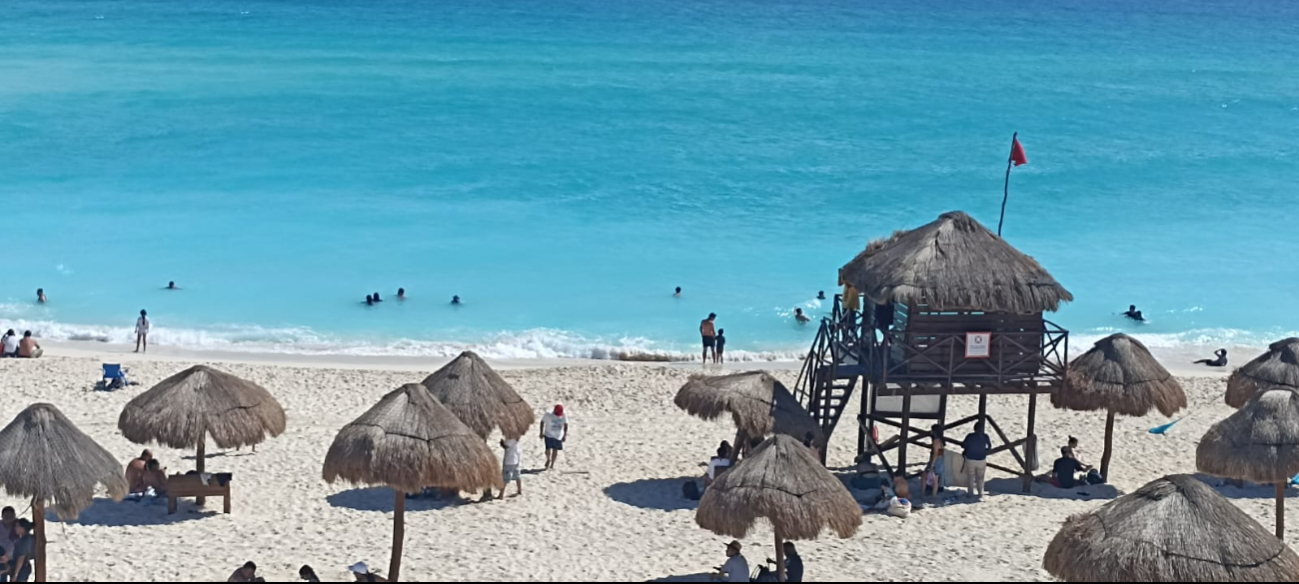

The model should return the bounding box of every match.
[299,565,320,583]
[498,438,523,499]
[397,288,406,300]
[0,507,16,557]
[126,450,154,494]
[36,289,46,304]
[1065,436,1089,467]
[9,519,33,583]
[541,404,568,471]
[229,561,260,583]
[794,308,810,324]
[705,441,732,489]
[766,542,803,583]
[892,472,912,500]
[1121,305,1145,322]
[712,540,749,583]
[1051,447,1090,489]
[714,329,726,364]
[1194,348,1228,367]
[142,459,169,497]
[1,330,17,358]
[17,332,41,359]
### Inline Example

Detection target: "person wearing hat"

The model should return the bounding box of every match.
[712,540,749,583]
[540,404,569,471]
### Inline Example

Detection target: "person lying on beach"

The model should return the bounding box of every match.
[36,289,46,304]
[794,308,810,324]
[705,441,732,488]
[1,330,17,358]
[229,561,260,582]
[299,565,320,583]
[126,449,154,494]
[1194,348,1228,367]
[712,540,749,583]
[1121,305,1145,322]
[9,519,33,583]
[17,332,41,359]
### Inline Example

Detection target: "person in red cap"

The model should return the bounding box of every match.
[540,404,569,470]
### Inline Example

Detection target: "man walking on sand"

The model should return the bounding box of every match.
[541,404,568,471]
[135,309,151,353]
[700,313,717,363]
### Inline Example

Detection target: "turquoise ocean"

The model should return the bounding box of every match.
[1,0,1297,360]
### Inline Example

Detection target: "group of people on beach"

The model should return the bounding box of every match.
[709,539,803,583]
[0,507,37,582]
[0,330,41,359]
[363,289,462,307]
[1123,304,1229,367]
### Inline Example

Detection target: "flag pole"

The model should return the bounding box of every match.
[998,131,1016,237]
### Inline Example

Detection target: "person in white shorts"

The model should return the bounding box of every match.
[135,309,150,353]
[499,438,522,499]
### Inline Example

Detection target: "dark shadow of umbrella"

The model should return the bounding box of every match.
[325,487,460,513]
[646,573,710,582]
[1196,473,1297,500]
[985,477,1121,501]
[604,476,700,511]
[51,497,214,527]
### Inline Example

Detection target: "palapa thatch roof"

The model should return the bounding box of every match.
[322,383,500,494]
[118,365,286,449]
[696,435,860,540]
[1197,387,1299,484]
[839,211,1072,314]
[674,371,822,442]
[1043,474,1299,582]
[421,351,534,440]
[0,404,128,519]
[1054,334,1187,417]
[1227,338,1299,409]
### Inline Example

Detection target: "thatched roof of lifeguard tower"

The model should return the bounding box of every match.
[696,435,860,540]
[1054,334,1186,417]
[119,365,286,450]
[422,351,535,441]
[1197,387,1299,484]
[0,404,128,519]
[1227,338,1299,409]
[322,384,499,494]
[1043,474,1299,582]
[840,211,1072,314]
[675,372,822,442]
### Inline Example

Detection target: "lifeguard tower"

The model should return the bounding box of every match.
[794,211,1072,489]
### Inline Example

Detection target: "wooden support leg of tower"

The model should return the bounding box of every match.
[1023,393,1038,493]
[898,391,912,476]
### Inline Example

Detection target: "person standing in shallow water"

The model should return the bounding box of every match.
[700,313,717,363]
[714,329,726,364]
[135,310,151,353]
[397,288,406,300]
[674,287,682,297]
[35,289,46,304]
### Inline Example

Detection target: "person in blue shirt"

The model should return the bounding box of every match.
[962,421,992,499]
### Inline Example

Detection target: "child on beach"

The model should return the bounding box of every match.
[500,438,522,498]
[714,329,726,364]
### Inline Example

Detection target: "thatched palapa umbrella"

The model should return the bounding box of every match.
[675,371,822,459]
[0,404,128,582]
[697,435,860,582]
[839,211,1072,313]
[421,351,534,440]
[1053,334,1186,479]
[1227,338,1299,409]
[1197,387,1299,539]
[1043,474,1299,582]
[118,365,286,488]
[323,384,499,582]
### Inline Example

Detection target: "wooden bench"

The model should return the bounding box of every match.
[166,473,233,515]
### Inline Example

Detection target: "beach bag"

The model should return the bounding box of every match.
[682,480,701,501]
[1086,469,1106,486]
[887,496,911,519]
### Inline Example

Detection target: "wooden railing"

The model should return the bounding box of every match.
[872,320,1068,393]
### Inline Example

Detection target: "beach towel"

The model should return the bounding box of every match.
[941,451,963,488]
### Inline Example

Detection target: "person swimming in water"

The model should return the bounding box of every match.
[817,291,826,300]
[794,308,810,324]
[451,295,461,305]
[1122,305,1145,322]
[365,294,375,306]
[1194,348,1228,367]
[397,288,406,300]
[674,287,682,297]
[36,289,46,304]
[166,281,179,290]
[372,292,383,303]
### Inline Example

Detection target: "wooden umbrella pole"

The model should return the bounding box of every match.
[390,489,406,582]
[33,497,46,582]
[774,530,786,583]
[196,438,207,506]
[1100,411,1116,480]
[1277,482,1286,540]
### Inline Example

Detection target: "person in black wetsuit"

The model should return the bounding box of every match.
[1194,348,1228,367]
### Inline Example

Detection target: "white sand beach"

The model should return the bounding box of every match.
[0,346,1278,582]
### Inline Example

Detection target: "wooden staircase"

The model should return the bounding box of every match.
[794,297,866,442]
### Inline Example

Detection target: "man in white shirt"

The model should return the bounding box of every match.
[713,540,749,583]
[135,309,150,353]
[540,404,568,471]
[499,438,522,499]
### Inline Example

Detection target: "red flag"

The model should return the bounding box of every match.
[1010,136,1028,166]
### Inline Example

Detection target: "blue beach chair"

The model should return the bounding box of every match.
[102,364,129,389]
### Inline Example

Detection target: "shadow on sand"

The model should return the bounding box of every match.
[1196,473,1297,501]
[54,497,214,527]
[985,477,1121,501]
[646,573,711,582]
[326,487,461,513]
[604,476,700,512]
